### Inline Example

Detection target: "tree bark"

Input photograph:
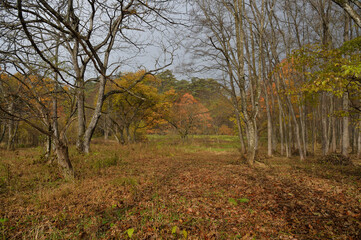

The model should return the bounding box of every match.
[299,97,307,156]
[7,121,15,151]
[284,116,290,158]
[126,125,131,144]
[0,123,6,143]
[104,114,109,140]
[264,82,273,157]
[45,130,52,159]
[54,139,74,179]
[342,93,350,157]
[235,109,246,153]
[290,106,305,160]
[83,75,106,153]
[119,127,125,144]
[351,125,357,153]
[7,101,16,151]
[357,115,361,159]
[279,109,284,155]
[321,93,329,155]
[288,112,293,157]
[312,109,317,155]
[275,75,285,156]
[267,107,273,157]
[133,126,138,142]
[330,97,337,152]
[332,0,361,28]
[76,80,86,152]
[246,120,257,166]
[342,12,351,157]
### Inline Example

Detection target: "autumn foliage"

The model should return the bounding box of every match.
[165,93,213,138]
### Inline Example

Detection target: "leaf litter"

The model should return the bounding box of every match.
[0,141,360,239]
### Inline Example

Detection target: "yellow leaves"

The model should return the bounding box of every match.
[0,71,72,130]
[105,70,171,131]
[0,72,21,91]
[108,70,160,100]
[341,63,361,79]
[1,72,59,105]
[282,41,361,102]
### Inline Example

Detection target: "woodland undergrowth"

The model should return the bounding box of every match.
[0,136,360,239]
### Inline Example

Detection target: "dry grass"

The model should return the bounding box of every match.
[0,136,361,239]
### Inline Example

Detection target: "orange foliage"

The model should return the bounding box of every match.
[169,93,213,135]
[218,124,233,135]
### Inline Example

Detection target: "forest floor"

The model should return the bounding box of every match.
[0,135,361,239]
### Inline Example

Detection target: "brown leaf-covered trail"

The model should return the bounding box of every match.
[1,140,361,239]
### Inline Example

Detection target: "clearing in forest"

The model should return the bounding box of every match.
[1,136,361,239]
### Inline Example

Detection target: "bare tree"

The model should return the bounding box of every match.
[0,0,176,178]
[188,0,268,165]
[1,0,175,154]
[332,0,361,28]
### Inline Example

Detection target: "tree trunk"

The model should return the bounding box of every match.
[352,125,357,154]
[235,109,246,153]
[133,126,138,142]
[267,110,273,157]
[246,120,257,166]
[321,93,329,155]
[272,123,277,154]
[276,79,285,155]
[7,101,16,151]
[312,109,317,155]
[342,93,349,157]
[7,121,14,151]
[357,119,361,159]
[289,106,305,161]
[278,110,285,156]
[264,85,273,157]
[288,112,292,157]
[104,114,109,140]
[76,80,86,152]
[114,133,120,143]
[284,113,290,158]
[330,97,337,152]
[119,127,125,144]
[7,122,18,151]
[50,78,60,165]
[83,75,107,153]
[0,122,6,143]
[70,33,87,153]
[45,134,52,159]
[54,140,74,179]
[110,125,120,143]
[327,104,332,151]
[350,125,356,154]
[299,98,307,157]
[126,125,131,144]
[330,117,337,152]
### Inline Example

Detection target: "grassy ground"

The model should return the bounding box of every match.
[0,135,360,239]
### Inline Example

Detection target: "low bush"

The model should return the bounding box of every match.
[317,153,353,166]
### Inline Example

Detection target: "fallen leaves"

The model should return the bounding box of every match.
[1,141,361,239]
